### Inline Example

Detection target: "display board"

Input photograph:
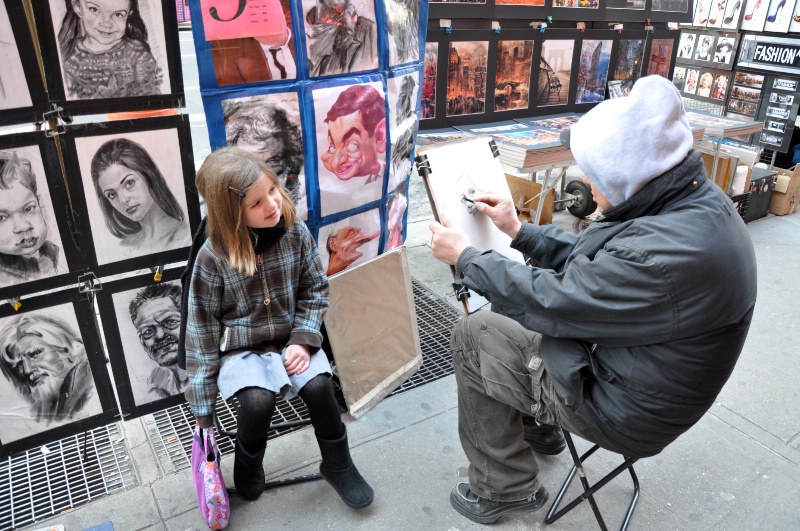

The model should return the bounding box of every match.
[428,0,693,22]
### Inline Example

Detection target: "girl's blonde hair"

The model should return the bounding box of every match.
[196,147,296,275]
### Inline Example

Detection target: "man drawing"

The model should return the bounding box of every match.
[325,225,380,276]
[0,313,95,424]
[129,283,187,399]
[305,0,378,76]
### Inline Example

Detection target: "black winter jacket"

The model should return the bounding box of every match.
[455,150,757,458]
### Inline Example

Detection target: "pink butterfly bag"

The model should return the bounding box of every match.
[191,425,230,529]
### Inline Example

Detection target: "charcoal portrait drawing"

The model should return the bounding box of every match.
[50,0,170,100]
[303,0,379,77]
[0,306,102,443]
[388,73,419,191]
[385,0,420,66]
[0,2,33,111]
[0,148,68,288]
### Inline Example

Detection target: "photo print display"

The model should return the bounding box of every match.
[612,39,645,95]
[576,39,611,104]
[727,81,761,116]
[387,72,420,191]
[203,0,298,85]
[318,208,381,277]
[735,71,764,89]
[684,68,700,94]
[697,72,714,97]
[694,35,715,62]
[763,0,796,33]
[673,66,687,91]
[101,272,188,412]
[422,42,438,120]
[740,0,769,31]
[39,0,175,104]
[712,73,729,100]
[678,33,697,59]
[494,40,533,112]
[713,37,735,65]
[0,297,110,453]
[221,92,307,219]
[313,81,387,217]
[385,0,420,67]
[301,0,379,77]
[385,182,408,251]
[446,41,489,117]
[67,118,198,269]
[647,39,674,78]
[538,40,574,107]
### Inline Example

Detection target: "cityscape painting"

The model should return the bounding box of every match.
[575,39,611,104]
[612,39,645,96]
[494,40,533,111]
[446,41,489,117]
[537,40,574,107]
[422,42,438,119]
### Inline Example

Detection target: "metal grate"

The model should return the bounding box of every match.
[0,423,136,531]
[682,97,724,116]
[148,277,463,472]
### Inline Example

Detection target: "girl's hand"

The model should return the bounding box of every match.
[284,344,311,375]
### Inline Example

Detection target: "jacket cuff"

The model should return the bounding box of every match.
[288,331,323,354]
[196,415,214,429]
[455,246,483,279]
[509,222,532,250]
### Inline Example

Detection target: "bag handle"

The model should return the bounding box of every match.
[197,426,216,463]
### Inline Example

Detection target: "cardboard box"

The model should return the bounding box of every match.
[505,174,555,225]
[700,151,736,192]
[769,166,800,216]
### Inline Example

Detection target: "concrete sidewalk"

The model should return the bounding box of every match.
[24,194,800,531]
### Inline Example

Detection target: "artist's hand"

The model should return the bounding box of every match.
[472,191,522,239]
[284,344,310,375]
[429,214,471,265]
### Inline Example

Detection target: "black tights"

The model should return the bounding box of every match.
[235,374,343,453]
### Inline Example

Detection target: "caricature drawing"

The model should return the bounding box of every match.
[90,138,190,258]
[56,0,163,99]
[304,0,378,77]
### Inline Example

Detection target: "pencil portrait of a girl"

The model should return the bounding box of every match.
[75,129,192,265]
[50,0,170,100]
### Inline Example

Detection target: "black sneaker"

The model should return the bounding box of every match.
[449,482,549,524]
[523,425,567,455]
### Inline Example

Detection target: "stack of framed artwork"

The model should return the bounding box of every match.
[0,0,201,458]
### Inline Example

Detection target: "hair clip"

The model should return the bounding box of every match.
[228,185,246,199]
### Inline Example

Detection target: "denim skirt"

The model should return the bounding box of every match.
[217,347,331,402]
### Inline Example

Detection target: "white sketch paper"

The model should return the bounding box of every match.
[48,0,171,100]
[222,92,307,219]
[0,2,33,111]
[418,136,525,313]
[75,128,192,265]
[0,146,69,288]
[109,280,187,406]
[387,72,419,191]
[0,304,103,444]
[313,82,387,217]
[318,208,381,277]
[385,0,420,66]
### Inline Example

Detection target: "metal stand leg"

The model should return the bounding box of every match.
[545,432,640,531]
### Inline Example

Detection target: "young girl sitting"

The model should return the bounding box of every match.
[185,148,374,507]
[57,0,162,99]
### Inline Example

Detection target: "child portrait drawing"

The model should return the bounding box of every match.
[52,0,170,99]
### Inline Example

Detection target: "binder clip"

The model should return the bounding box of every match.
[488,139,500,158]
[645,19,655,33]
[576,22,586,33]
[492,21,501,33]
[611,23,623,34]
[152,265,164,282]
[414,154,432,177]
[78,272,102,294]
[452,281,470,303]
[530,21,547,33]
[6,298,21,311]
[42,105,72,137]
[440,19,452,34]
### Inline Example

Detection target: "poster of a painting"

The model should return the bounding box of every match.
[43,0,172,100]
[528,114,581,130]
[575,40,611,104]
[538,40,574,107]
[446,41,488,117]
[388,73,420,191]
[385,182,408,250]
[497,0,544,5]
[647,39,674,78]
[553,0,599,8]
[386,0,420,66]
[73,128,193,266]
[494,41,533,112]
[313,81,387,217]
[417,136,525,313]
[0,303,103,445]
[607,0,645,9]
[318,208,381,276]
[612,40,645,95]
[0,2,32,113]
[205,0,297,85]
[422,42,438,119]
[678,33,697,59]
[763,0,797,33]
[713,37,735,64]
[0,144,69,290]
[741,0,769,31]
[222,93,307,219]
[109,279,186,407]
[302,0,379,77]
[706,0,729,27]
[652,0,689,11]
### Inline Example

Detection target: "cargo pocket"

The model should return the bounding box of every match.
[478,348,540,416]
